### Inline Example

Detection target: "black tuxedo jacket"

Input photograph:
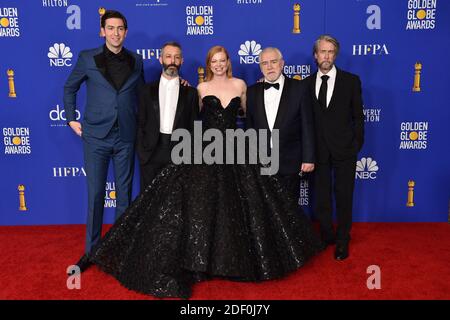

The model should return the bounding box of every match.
[306,68,364,161]
[246,76,315,175]
[137,80,199,166]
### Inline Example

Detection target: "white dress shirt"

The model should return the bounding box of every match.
[159,76,179,134]
[264,74,285,131]
[315,65,337,108]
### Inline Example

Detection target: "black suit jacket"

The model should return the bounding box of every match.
[246,76,315,175]
[306,68,364,162]
[137,80,199,166]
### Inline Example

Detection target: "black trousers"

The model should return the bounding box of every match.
[140,133,172,191]
[314,154,357,244]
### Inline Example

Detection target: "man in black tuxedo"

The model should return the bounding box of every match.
[246,47,315,201]
[307,35,364,260]
[137,42,199,190]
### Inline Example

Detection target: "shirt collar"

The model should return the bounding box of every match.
[160,75,180,87]
[104,44,127,60]
[264,74,285,86]
[318,64,337,80]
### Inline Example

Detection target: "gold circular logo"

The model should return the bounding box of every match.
[0,18,9,28]
[12,136,21,145]
[195,16,204,26]
[409,131,419,141]
[109,191,116,200]
[416,10,426,20]
[293,75,301,80]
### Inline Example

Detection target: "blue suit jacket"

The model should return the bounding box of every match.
[63,46,144,142]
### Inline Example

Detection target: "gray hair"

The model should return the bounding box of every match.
[258,47,284,61]
[313,35,340,56]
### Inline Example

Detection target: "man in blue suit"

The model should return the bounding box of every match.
[64,10,144,272]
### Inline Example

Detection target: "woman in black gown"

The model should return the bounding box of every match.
[89,46,323,298]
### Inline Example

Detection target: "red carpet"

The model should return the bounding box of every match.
[0,223,449,300]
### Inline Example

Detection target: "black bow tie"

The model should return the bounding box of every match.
[264,82,280,90]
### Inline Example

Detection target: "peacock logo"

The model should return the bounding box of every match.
[48,43,73,67]
[355,157,379,180]
[238,40,262,64]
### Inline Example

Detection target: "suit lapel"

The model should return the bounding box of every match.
[255,83,270,130]
[118,49,137,93]
[272,77,290,130]
[150,82,160,126]
[93,48,116,91]
[327,68,340,110]
[310,72,326,111]
[172,81,185,130]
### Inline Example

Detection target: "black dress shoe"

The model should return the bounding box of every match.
[334,243,349,260]
[320,237,336,250]
[72,254,93,273]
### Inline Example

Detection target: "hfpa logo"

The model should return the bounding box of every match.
[352,44,389,56]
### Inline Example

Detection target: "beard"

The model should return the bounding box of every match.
[318,61,333,71]
[163,63,180,77]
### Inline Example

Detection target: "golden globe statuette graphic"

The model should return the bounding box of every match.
[7,69,17,98]
[18,184,27,211]
[292,3,301,34]
[198,66,205,84]
[293,75,301,80]
[99,7,106,37]
[413,62,422,92]
[406,180,415,207]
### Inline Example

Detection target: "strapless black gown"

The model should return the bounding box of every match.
[90,95,323,298]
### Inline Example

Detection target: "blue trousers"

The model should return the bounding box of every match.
[82,126,135,254]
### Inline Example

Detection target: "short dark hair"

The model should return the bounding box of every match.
[101,10,128,30]
[161,41,183,55]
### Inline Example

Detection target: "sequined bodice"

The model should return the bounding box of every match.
[201,95,240,131]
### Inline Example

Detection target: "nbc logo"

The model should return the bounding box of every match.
[48,43,73,67]
[239,40,262,64]
[355,157,379,180]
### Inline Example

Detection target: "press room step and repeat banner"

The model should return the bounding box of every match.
[1,1,449,225]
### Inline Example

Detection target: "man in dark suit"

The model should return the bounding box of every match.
[246,47,315,201]
[63,10,144,271]
[137,42,199,190]
[307,35,364,260]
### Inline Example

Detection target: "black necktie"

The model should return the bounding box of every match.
[264,82,280,90]
[318,75,329,108]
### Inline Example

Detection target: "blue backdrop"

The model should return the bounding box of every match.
[1,0,449,225]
